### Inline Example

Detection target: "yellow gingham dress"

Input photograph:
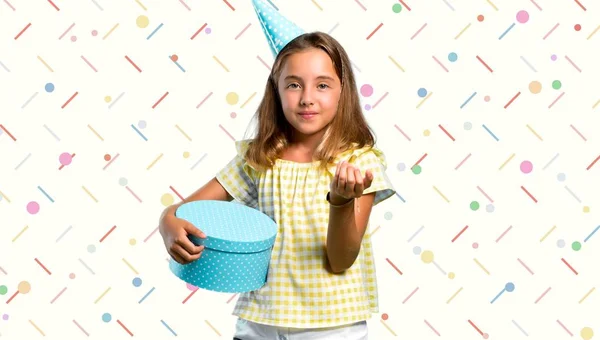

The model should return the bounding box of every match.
[215,139,395,328]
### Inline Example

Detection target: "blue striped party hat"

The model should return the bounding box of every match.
[252,0,305,58]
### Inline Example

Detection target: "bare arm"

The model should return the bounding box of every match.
[159,177,233,221]
[326,193,375,274]
[325,158,376,274]
[159,177,233,264]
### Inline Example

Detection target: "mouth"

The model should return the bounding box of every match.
[298,111,318,119]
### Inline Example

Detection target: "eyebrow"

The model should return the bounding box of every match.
[284,75,336,82]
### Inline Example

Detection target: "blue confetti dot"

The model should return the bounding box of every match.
[45,83,55,93]
[505,282,515,292]
[102,313,112,322]
[418,88,427,98]
[132,277,142,287]
[448,52,458,62]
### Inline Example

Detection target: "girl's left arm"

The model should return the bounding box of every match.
[326,191,375,274]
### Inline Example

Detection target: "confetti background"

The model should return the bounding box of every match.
[1,0,599,339]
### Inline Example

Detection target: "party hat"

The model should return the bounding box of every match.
[252,0,305,58]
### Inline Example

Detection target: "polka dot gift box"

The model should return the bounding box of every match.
[169,200,278,293]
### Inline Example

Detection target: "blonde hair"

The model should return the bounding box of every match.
[244,31,375,170]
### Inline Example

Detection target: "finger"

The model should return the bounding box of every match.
[353,168,364,196]
[177,233,204,255]
[168,249,186,264]
[345,164,356,194]
[172,243,202,263]
[337,161,348,192]
[184,223,206,239]
[364,170,374,189]
[332,160,342,190]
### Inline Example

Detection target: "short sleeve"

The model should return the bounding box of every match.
[215,140,259,208]
[356,147,395,205]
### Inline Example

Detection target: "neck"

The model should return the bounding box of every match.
[289,129,326,153]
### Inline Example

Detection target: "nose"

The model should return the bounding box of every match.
[300,89,314,106]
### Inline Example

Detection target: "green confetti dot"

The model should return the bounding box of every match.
[0,285,7,295]
[470,201,480,211]
[392,3,402,13]
[552,80,562,90]
[572,241,582,251]
[411,164,421,174]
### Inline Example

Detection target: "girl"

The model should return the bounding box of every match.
[159,31,395,340]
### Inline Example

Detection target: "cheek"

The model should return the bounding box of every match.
[323,94,341,112]
[279,91,295,111]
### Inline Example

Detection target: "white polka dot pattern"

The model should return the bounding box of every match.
[169,200,278,293]
[252,0,305,57]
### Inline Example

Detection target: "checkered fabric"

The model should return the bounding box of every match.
[216,140,395,328]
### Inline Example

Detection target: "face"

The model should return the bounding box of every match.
[277,48,342,143]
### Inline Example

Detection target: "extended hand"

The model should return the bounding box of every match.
[330,158,373,204]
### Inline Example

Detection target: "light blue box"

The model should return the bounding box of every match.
[169,200,278,293]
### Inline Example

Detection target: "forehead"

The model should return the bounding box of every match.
[280,48,337,78]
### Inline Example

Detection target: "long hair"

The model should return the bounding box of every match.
[244,31,375,170]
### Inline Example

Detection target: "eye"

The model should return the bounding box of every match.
[318,83,330,89]
[287,83,300,89]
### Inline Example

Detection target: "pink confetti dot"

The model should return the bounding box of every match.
[516,10,529,24]
[230,112,237,119]
[484,96,491,102]
[92,30,98,36]
[520,160,533,174]
[59,152,73,166]
[360,84,374,97]
[472,242,479,249]
[2,314,8,321]
[483,333,489,339]
[186,283,197,291]
[69,273,76,279]
[27,201,40,214]
[71,35,77,42]
[381,313,389,320]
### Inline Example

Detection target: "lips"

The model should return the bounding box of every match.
[298,111,318,119]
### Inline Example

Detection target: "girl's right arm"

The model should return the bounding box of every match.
[159,178,233,264]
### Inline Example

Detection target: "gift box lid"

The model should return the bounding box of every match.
[175,200,278,253]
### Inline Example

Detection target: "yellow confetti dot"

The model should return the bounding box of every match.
[136,15,149,28]
[183,151,190,158]
[583,206,590,213]
[421,250,434,264]
[423,129,430,137]
[129,238,137,246]
[581,327,594,340]
[104,96,112,103]
[529,81,542,94]
[226,92,239,105]
[448,272,455,279]
[161,193,174,207]
[18,281,31,294]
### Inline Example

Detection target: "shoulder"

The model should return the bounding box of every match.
[326,144,388,175]
[235,139,253,158]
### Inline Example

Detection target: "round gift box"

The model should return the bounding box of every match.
[169,200,278,293]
